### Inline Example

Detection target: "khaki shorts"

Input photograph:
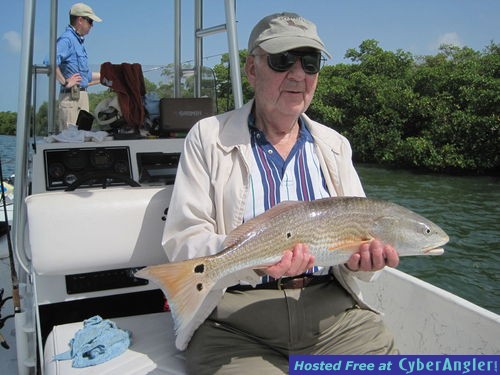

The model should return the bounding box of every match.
[57,91,89,131]
[186,279,397,375]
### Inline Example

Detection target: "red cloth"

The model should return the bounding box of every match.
[100,62,146,129]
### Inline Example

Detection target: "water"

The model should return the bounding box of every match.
[0,135,498,314]
[357,164,500,315]
[0,135,16,178]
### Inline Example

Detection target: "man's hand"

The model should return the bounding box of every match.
[263,239,399,279]
[265,243,315,279]
[66,73,82,87]
[345,239,399,272]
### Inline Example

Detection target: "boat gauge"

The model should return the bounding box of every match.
[62,150,87,170]
[90,149,114,169]
[48,162,65,179]
[114,160,129,174]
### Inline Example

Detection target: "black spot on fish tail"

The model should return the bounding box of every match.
[194,264,205,273]
[196,283,203,291]
[286,232,292,238]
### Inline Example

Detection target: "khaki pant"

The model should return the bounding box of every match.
[186,280,398,374]
[57,91,89,131]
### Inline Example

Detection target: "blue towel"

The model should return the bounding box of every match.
[53,315,131,368]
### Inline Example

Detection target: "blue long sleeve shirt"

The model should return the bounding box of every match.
[56,26,91,88]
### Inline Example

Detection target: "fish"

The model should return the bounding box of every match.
[136,196,449,345]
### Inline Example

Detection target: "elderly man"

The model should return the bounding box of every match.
[163,12,400,374]
[56,3,102,130]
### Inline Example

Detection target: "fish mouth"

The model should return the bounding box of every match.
[424,247,445,255]
[423,234,449,255]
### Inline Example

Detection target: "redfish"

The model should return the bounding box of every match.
[136,197,449,348]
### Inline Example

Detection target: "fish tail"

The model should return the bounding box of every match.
[135,258,215,332]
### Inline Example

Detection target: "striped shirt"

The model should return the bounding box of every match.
[243,114,330,282]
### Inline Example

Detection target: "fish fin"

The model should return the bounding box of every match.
[135,259,215,333]
[213,268,261,289]
[223,201,303,248]
[175,289,224,350]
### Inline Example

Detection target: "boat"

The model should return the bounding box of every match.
[2,1,499,374]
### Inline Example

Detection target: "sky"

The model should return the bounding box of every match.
[1,0,499,112]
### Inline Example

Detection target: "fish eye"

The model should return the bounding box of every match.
[420,224,432,235]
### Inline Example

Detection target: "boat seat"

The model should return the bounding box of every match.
[26,186,172,275]
[26,187,187,373]
[44,312,186,374]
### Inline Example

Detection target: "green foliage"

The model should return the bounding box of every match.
[212,50,252,113]
[309,40,499,174]
[152,63,216,99]
[34,102,48,135]
[0,111,17,135]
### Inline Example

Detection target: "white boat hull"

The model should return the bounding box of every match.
[359,267,500,354]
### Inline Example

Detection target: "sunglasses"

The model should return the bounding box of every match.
[256,50,323,75]
[83,16,93,25]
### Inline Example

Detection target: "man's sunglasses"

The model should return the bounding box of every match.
[256,50,324,75]
[83,16,93,25]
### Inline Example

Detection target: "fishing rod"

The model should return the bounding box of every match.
[0,157,20,350]
[0,288,13,349]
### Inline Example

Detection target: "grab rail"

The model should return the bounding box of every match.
[13,0,36,275]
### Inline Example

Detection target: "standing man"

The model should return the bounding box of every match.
[56,3,102,131]
[163,12,399,374]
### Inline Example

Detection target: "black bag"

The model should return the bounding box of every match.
[76,110,95,131]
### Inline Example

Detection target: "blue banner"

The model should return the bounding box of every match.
[289,355,499,375]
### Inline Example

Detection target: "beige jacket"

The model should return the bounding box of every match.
[162,100,379,349]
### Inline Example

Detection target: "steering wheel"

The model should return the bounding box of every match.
[65,171,141,191]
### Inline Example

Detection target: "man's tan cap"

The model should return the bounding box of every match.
[248,12,330,58]
[70,3,102,22]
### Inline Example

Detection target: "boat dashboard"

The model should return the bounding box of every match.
[31,138,184,194]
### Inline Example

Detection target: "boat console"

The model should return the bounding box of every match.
[26,138,187,373]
